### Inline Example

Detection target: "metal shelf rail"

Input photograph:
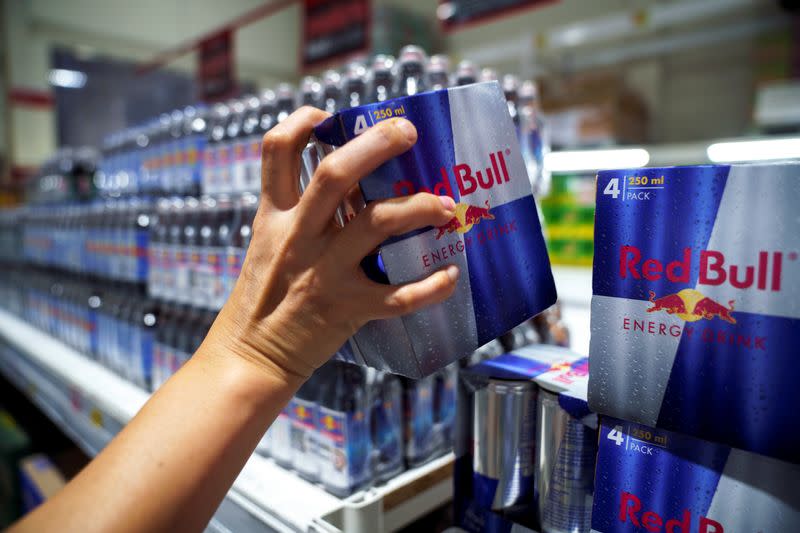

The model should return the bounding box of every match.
[0,308,453,532]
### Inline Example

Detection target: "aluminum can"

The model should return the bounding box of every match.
[473,379,536,514]
[535,390,595,533]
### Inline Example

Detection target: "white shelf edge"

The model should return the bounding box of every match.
[0,308,456,532]
[233,453,344,531]
[0,309,149,423]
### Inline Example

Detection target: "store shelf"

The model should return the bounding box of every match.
[0,309,454,532]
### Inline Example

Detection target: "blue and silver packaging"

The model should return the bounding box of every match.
[401,374,439,467]
[589,163,800,463]
[310,81,557,377]
[455,345,596,533]
[592,417,800,533]
[370,371,404,482]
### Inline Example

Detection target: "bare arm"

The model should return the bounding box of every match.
[11,107,458,532]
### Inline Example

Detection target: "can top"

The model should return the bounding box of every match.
[455,60,478,86]
[259,89,276,107]
[345,61,367,80]
[519,80,538,101]
[479,67,498,83]
[428,54,450,73]
[502,74,520,94]
[487,379,536,395]
[398,45,428,65]
[371,54,395,73]
[323,69,342,87]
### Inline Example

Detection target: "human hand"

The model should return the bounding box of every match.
[207,107,459,382]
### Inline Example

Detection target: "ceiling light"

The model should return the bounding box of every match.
[49,69,87,89]
[544,148,650,173]
[707,137,800,163]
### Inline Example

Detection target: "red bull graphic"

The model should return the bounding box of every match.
[435,200,495,239]
[620,246,785,292]
[392,149,512,199]
[321,414,344,443]
[590,163,800,464]
[311,82,557,378]
[647,289,735,324]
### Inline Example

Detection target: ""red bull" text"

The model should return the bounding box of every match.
[392,149,512,198]
[620,246,786,291]
[619,492,724,533]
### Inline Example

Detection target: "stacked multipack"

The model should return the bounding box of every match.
[588,163,800,532]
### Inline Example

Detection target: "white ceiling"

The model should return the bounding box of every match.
[21,0,781,85]
[27,0,300,80]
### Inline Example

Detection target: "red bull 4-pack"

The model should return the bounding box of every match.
[589,163,800,463]
[310,81,557,377]
[592,417,800,533]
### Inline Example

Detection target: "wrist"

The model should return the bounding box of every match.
[201,308,312,388]
[193,337,305,410]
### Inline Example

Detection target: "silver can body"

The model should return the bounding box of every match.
[535,390,595,533]
[473,379,537,513]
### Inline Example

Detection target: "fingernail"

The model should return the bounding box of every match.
[438,195,456,212]
[444,264,459,282]
[396,118,417,143]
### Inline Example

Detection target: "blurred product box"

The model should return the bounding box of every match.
[454,345,596,533]
[540,172,596,267]
[541,73,648,148]
[589,163,800,464]
[592,417,800,533]
[19,454,66,513]
[312,81,557,377]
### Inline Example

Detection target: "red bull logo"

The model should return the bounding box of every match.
[435,200,495,239]
[393,149,512,198]
[619,491,724,533]
[322,415,341,432]
[648,288,735,324]
[620,246,789,291]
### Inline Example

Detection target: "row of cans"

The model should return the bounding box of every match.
[455,345,596,533]
[21,199,152,284]
[97,44,550,200]
[256,361,456,497]
[0,266,463,498]
[147,194,258,310]
[0,267,205,391]
[12,193,259,313]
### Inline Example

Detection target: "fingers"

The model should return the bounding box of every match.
[331,193,456,265]
[366,265,460,320]
[261,106,330,210]
[296,118,418,235]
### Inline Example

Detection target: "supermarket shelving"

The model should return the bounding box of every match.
[0,309,453,532]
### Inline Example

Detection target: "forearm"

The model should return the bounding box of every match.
[12,338,302,533]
